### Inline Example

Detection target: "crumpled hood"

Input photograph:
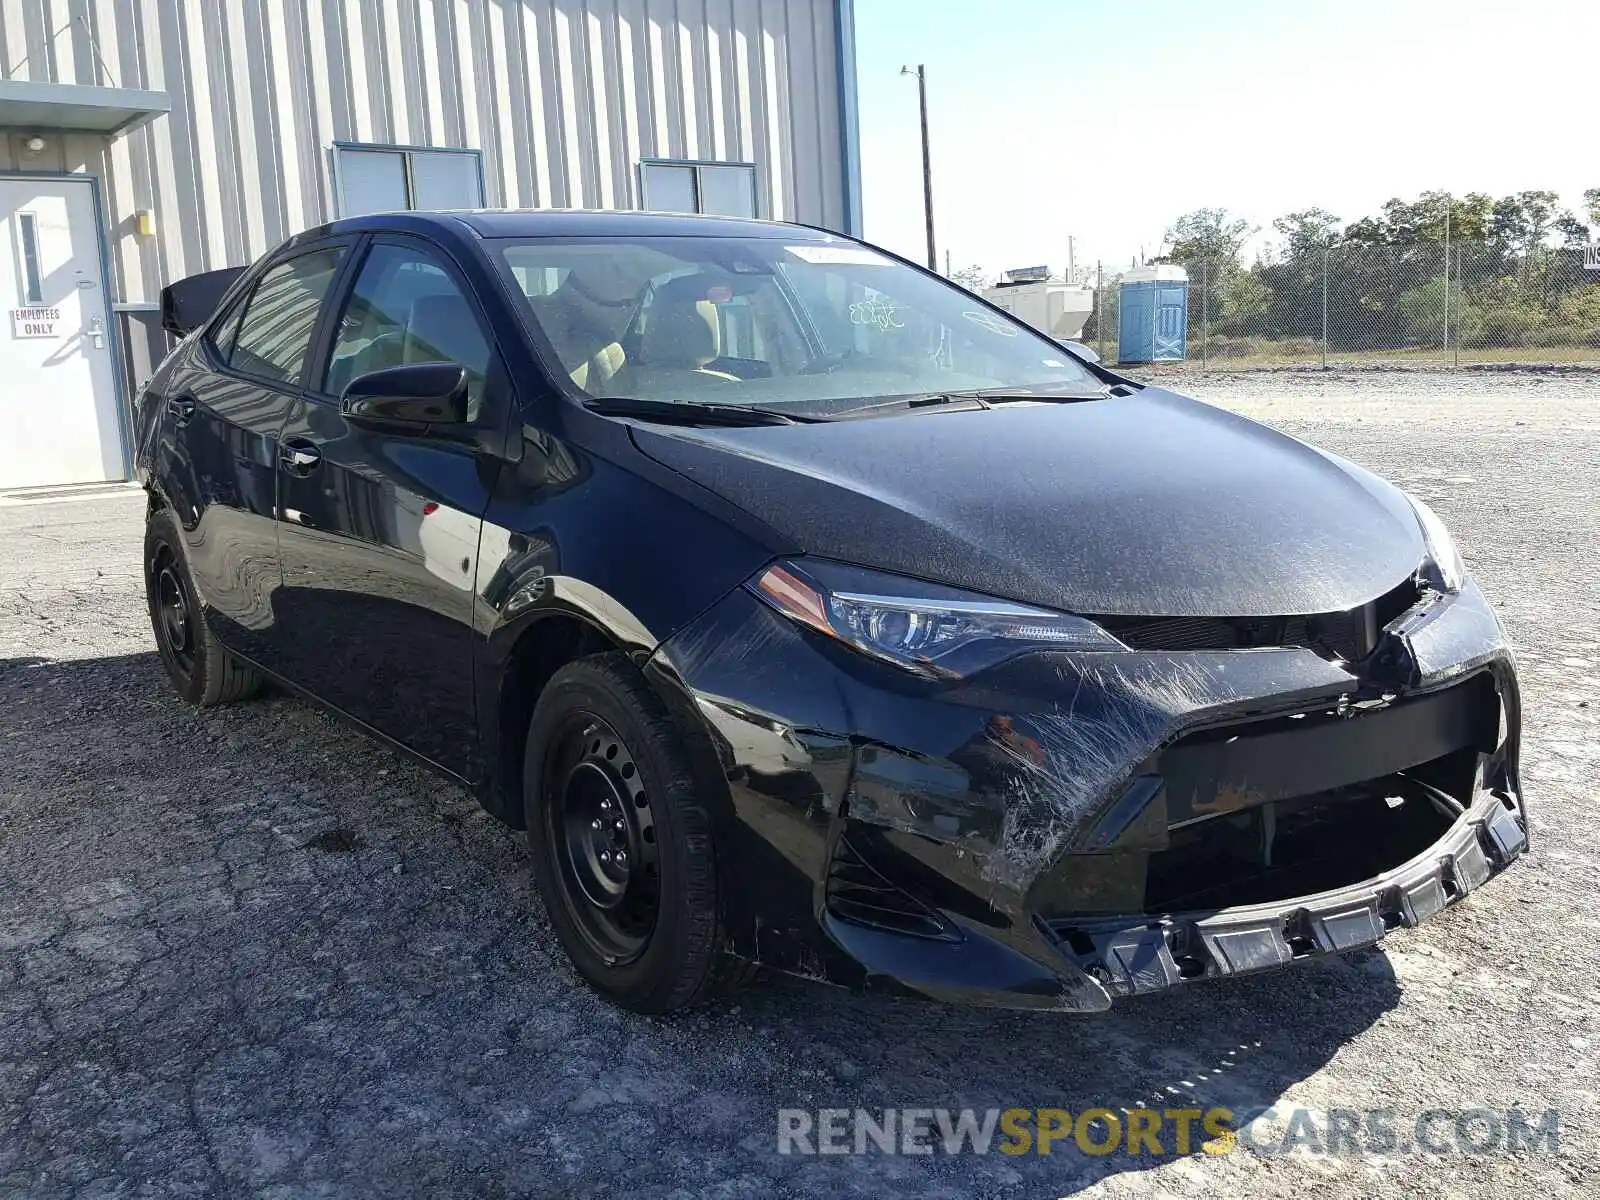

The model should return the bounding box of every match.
[631,388,1428,617]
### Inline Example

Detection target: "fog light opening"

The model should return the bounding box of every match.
[1064,929,1097,958]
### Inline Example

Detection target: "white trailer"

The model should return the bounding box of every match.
[983,267,1095,342]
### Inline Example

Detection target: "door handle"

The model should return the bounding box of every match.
[279,440,322,475]
[167,396,196,428]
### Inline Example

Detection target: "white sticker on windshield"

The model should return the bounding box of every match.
[962,310,1019,336]
[1042,358,1066,367]
[786,244,892,266]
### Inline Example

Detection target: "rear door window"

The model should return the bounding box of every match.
[228,247,347,385]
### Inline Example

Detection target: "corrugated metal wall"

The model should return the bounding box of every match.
[0,0,847,304]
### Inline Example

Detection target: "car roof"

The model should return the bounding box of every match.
[317,209,839,242]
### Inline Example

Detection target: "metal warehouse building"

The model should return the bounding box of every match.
[0,0,861,491]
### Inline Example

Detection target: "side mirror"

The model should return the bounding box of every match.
[160,266,248,338]
[1059,339,1101,365]
[341,363,469,428]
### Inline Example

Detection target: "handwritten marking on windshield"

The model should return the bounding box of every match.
[850,297,905,331]
[963,310,1019,337]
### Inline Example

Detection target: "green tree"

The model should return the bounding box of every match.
[1163,208,1255,265]
[1150,189,1600,356]
[1218,270,1270,335]
[1273,208,1340,256]
[948,264,990,294]
[1490,191,1565,256]
[1399,276,1453,345]
[1254,210,1340,338]
[1555,213,1591,248]
[1345,191,1492,245]
[1160,209,1258,343]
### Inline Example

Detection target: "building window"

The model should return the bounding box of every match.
[334,145,484,217]
[639,161,758,218]
[17,212,44,304]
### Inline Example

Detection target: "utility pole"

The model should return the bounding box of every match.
[1443,196,1451,355]
[1096,262,1105,362]
[902,64,937,270]
[1321,241,1330,370]
[1455,247,1462,368]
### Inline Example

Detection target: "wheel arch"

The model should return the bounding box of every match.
[482,611,626,828]
[478,603,737,836]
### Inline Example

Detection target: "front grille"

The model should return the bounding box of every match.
[1032,672,1499,919]
[1100,578,1421,662]
[1099,614,1314,652]
[826,837,957,940]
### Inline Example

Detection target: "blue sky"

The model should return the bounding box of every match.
[853,0,1599,277]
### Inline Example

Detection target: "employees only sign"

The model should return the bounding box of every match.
[11,307,61,338]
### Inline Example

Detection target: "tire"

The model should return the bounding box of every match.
[523,653,748,1013]
[144,505,263,707]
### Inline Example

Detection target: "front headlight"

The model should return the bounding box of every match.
[1407,495,1467,593]
[748,559,1125,678]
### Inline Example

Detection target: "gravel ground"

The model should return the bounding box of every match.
[1,369,1597,1199]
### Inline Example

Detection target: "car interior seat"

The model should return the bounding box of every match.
[528,279,630,394]
[607,276,740,396]
[404,292,490,415]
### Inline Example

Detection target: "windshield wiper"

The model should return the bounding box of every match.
[960,385,1114,403]
[829,392,992,420]
[831,385,1111,420]
[582,396,826,426]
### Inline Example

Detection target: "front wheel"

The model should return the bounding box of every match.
[523,654,747,1013]
[144,506,263,706]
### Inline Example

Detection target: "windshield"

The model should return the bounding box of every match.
[492,235,1102,414]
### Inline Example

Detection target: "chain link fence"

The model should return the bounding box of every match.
[1085,243,1600,369]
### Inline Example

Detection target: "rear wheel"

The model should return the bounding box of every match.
[524,654,746,1012]
[144,506,262,706]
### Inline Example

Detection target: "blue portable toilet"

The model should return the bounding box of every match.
[1117,264,1189,363]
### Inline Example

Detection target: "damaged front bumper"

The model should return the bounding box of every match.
[1051,786,1527,1002]
[644,577,1525,1011]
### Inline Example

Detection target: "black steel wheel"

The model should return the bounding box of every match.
[144,505,263,706]
[524,653,751,1013]
[545,713,661,964]
[152,547,198,679]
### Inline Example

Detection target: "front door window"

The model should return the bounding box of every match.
[322,243,491,422]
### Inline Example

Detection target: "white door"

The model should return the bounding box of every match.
[0,177,121,489]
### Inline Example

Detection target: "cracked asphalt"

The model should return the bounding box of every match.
[2,368,1597,1199]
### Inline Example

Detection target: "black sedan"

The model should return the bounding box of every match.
[134,210,1527,1013]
